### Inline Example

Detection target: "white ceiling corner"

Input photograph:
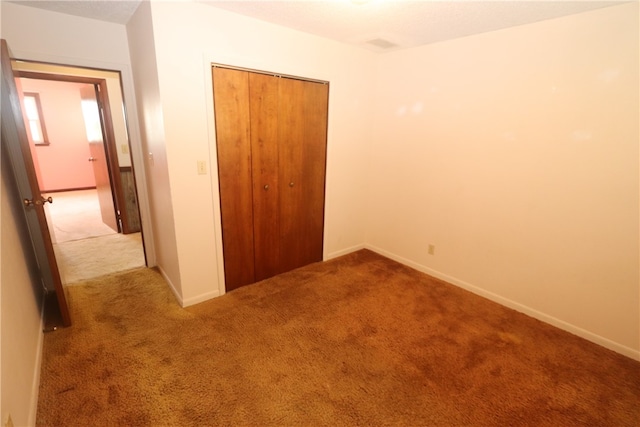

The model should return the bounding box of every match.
[8,0,143,25]
[7,0,630,52]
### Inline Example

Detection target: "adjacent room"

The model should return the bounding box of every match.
[1,1,638,426]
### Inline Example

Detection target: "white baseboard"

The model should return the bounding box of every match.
[156,265,220,308]
[29,303,46,426]
[365,244,640,362]
[325,243,366,261]
[157,265,183,306]
[181,290,221,307]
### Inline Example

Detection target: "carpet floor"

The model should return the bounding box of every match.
[45,189,116,244]
[36,250,640,426]
[54,233,145,284]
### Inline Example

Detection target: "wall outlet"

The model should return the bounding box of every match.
[197,160,207,175]
[428,244,435,255]
[121,144,129,155]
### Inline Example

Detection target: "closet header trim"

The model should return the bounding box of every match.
[211,63,328,85]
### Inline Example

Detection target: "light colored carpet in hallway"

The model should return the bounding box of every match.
[45,189,145,283]
[46,189,116,243]
[55,232,145,284]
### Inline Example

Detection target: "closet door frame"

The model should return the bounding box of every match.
[211,63,330,293]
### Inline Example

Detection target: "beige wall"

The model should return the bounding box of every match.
[1,155,44,427]
[368,3,639,358]
[132,1,375,304]
[127,1,182,296]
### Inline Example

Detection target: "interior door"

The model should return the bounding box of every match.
[1,39,71,327]
[212,66,329,291]
[80,85,119,232]
[212,67,255,291]
[250,72,281,281]
[278,78,328,273]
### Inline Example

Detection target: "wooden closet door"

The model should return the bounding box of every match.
[212,67,255,291]
[278,78,329,273]
[249,72,281,281]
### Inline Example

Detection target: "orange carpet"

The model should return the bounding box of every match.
[37,250,640,426]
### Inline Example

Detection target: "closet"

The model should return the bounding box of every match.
[212,66,329,292]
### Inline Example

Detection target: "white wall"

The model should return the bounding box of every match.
[137,2,375,304]
[368,3,639,358]
[127,1,182,295]
[1,155,44,427]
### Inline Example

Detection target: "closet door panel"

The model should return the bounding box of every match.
[278,78,306,273]
[278,78,328,273]
[212,67,255,291]
[249,73,281,281]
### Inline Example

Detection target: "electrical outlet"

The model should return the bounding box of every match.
[428,244,435,255]
[121,144,129,155]
[197,160,207,175]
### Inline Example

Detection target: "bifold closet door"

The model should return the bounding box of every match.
[213,66,329,291]
[212,67,255,290]
[250,72,281,282]
[278,78,328,274]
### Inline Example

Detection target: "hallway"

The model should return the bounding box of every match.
[47,189,145,284]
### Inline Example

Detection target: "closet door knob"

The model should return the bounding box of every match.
[289,182,294,187]
[264,184,269,190]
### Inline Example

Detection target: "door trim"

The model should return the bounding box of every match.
[212,63,329,85]
[8,54,156,267]
[14,70,132,234]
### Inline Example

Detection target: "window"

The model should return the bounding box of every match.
[80,99,103,142]
[22,92,49,145]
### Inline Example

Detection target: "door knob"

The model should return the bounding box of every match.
[264,184,269,190]
[88,157,97,162]
[289,182,294,187]
[24,196,53,206]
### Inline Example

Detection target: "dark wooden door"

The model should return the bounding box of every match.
[278,78,328,273]
[250,72,281,282]
[213,66,328,291]
[1,39,71,327]
[212,67,255,291]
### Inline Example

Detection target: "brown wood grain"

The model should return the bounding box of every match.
[1,39,71,326]
[213,67,328,291]
[212,67,256,291]
[250,72,281,281]
[120,168,141,233]
[278,78,328,273]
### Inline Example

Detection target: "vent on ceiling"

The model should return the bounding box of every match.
[365,38,398,49]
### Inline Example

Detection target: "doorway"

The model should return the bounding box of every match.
[13,62,146,285]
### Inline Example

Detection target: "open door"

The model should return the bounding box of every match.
[14,69,138,236]
[1,39,71,327]
[80,84,119,232]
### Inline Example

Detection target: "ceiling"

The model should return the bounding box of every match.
[9,0,626,52]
